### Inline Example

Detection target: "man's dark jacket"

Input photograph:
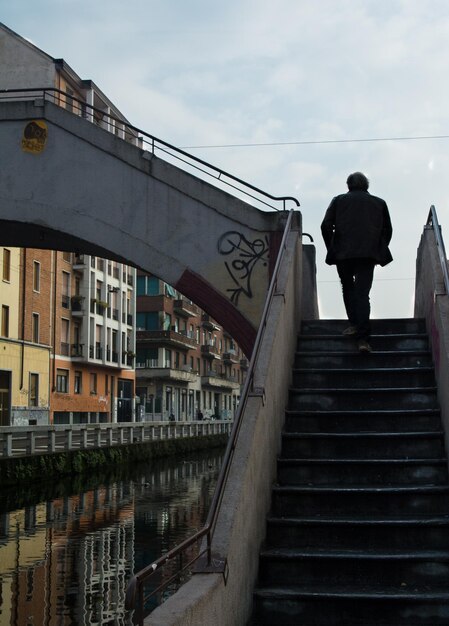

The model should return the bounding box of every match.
[321,190,393,266]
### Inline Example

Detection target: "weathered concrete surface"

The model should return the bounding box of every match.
[146,232,307,625]
[0,99,300,354]
[415,226,449,463]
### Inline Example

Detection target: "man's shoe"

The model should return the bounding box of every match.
[342,326,357,336]
[358,339,372,353]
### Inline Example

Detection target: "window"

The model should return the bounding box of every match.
[90,373,97,394]
[56,369,69,393]
[62,271,70,308]
[29,373,38,407]
[137,275,160,296]
[61,319,70,356]
[2,249,10,282]
[32,313,39,343]
[1,305,9,338]
[33,261,40,292]
[74,371,82,394]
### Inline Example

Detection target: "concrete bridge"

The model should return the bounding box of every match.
[0,94,309,356]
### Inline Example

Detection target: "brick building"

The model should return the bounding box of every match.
[135,273,248,421]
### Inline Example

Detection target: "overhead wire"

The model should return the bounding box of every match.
[181,133,449,150]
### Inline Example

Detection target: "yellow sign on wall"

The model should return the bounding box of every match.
[22,120,48,154]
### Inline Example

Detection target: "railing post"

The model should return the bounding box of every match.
[96,427,102,448]
[108,426,113,446]
[48,430,56,453]
[82,428,88,449]
[67,428,73,450]
[4,433,12,457]
[119,427,124,445]
[28,431,35,455]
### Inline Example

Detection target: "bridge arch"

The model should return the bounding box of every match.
[0,96,301,355]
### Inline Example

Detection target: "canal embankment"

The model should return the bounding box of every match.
[0,421,231,486]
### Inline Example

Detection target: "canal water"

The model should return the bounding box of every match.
[0,447,224,625]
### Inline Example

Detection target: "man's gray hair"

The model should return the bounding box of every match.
[347,172,369,191]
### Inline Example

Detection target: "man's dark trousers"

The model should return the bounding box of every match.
[336,258,375,340]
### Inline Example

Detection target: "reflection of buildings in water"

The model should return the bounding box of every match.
[133,454,222,595]
[0,453,223,625]
[0,486,135,625]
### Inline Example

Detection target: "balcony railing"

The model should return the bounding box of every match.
[60,342,70,356]
[174,298,199,318]
[71,343,84,357]
[71,296,84,313]
[137,329,197,349]
[201,344,220,359]
[61,294,70,309]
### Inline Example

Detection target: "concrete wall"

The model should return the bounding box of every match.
[146,233,310,625]
[414,226,449,460]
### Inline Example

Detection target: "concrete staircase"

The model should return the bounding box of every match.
[251,318,449,625]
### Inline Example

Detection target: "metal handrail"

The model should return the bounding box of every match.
[427,205,449,295]
[0,87,300,212]
[124,209,296,624]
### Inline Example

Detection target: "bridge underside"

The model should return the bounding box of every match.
[0,99,301,354]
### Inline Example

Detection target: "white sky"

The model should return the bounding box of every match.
[3,0,449,320]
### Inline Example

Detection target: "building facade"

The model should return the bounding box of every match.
[136,273,248,421]
[0,24,137,425]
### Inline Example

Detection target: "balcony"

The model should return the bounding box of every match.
[240,358,249,370]
[137,329,197,350]
[60,342,70,356]
[223,349,239,365]
[89,345,103,360]
[201,343,221,359]
[174,298,199,318]
[122,352,134,367]
[135,361,197,382]
[73,254,87,269]
[71,296,85,315]
[201,370,240,390]
[71,343,84,358]
[61,294,70,309]
[201,313,220,330]
[91,299,108,316]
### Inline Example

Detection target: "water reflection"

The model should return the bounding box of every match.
[0,449,223,625]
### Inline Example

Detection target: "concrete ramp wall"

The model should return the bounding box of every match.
[146,230,306,626]
[415,225,449,461]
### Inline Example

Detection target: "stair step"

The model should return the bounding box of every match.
[252,586,449,625]
[284,408,442,433]
[277,458,448,486]
[297,334,429,352]
[293,367,435,388]
[301,318,426,335]
[272,485,449,516]
[295,350,433,369]
[281,432,445,459]
[265,515,449,551]
[258,548,449,587]
[289,387,438,411]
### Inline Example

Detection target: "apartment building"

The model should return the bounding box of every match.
[136,273,248,421]
[0,23,137,425]
[0,247,51,425]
